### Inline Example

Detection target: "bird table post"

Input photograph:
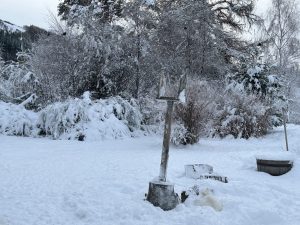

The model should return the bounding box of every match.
[159,99,175,182]
[146,73,186,211]
[282,107,289,151]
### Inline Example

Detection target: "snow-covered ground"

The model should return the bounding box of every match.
[0,125,299,225]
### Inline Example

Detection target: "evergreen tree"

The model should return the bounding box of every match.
[153,0,259,81]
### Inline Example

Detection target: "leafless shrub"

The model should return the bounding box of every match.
[174,80,220,145]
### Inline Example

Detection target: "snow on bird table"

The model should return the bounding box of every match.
[0,125,300,225]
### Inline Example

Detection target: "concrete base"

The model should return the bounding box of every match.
[146,181,179,211]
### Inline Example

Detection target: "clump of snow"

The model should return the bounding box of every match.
[184,187,223,212]
[37,95,142,141]
[178,89,186,103]
[256,152,295,161]
[21,72,36,83]
[0,101,37,136]
[247,65,263,77]
[82,91,92,104]
[19,94,37,107]
[145,0,156,5]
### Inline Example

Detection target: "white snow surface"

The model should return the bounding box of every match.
[0,125,300,225]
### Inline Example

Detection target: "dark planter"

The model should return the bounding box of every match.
[256,159,293,176]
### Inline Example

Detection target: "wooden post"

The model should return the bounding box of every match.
[147,98,179,211]
[159,100,174,182]
[282,108,289,151]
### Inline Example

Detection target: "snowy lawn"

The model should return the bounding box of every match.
[0,125,300,225]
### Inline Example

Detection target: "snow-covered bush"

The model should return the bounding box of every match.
[171,123,188,145]
[227,63,285,126]
[0,52,39,109]
[174,80,219,145]
[138,96,200,145]
[289,85,300,124]
[227,64,280,97]
[37,93,142,140]
[0,101,37,136]
[212,93,272,139]
[138,97,166,134]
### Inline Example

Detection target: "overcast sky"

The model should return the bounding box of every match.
[0,0,60,29]
[0,0,272,30]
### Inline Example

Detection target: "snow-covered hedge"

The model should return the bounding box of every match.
[0,101,37,136]
[37,93,142,141]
